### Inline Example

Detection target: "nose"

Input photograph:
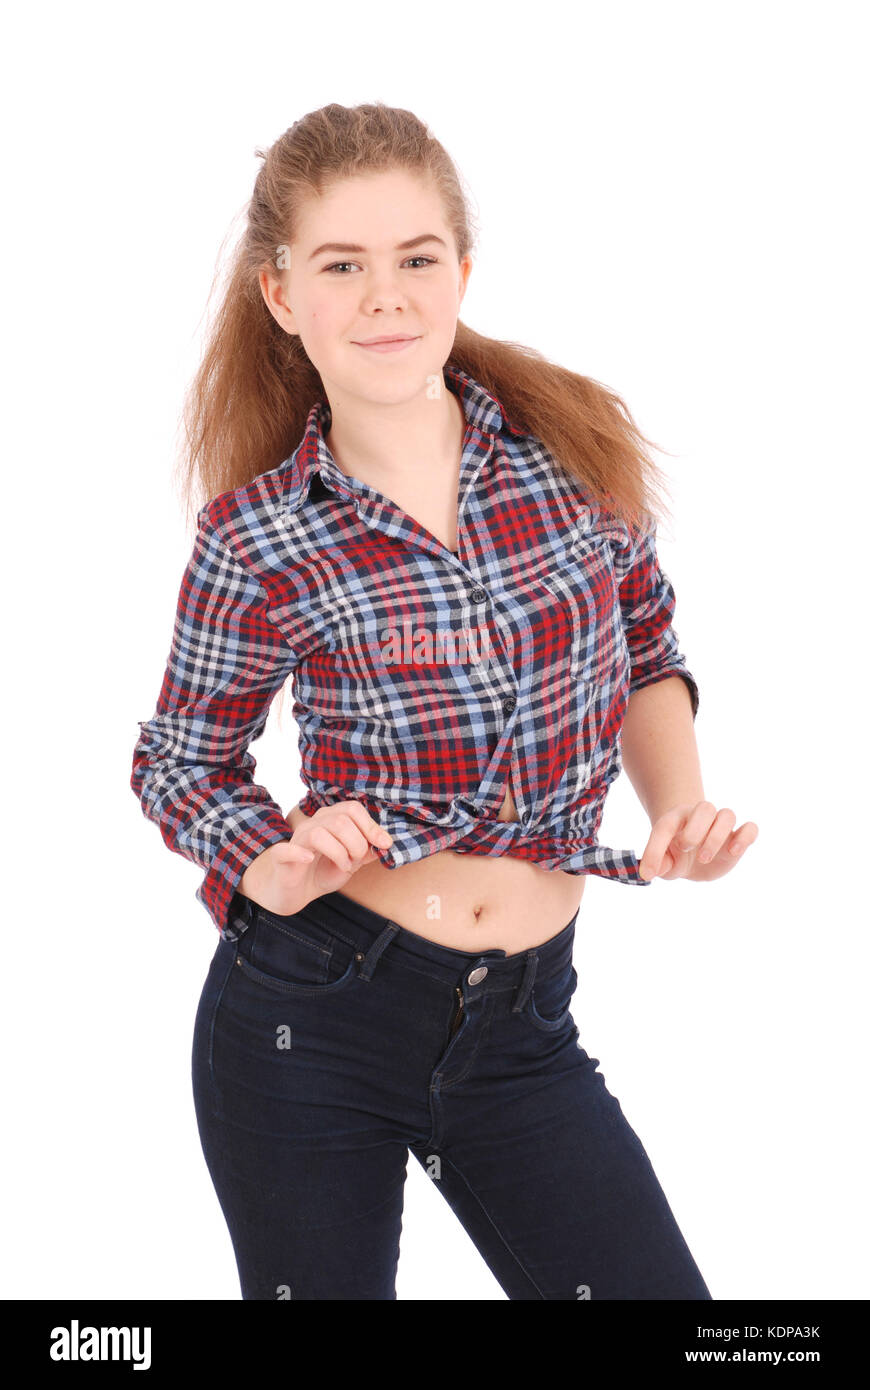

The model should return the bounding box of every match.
[360,272,408,313]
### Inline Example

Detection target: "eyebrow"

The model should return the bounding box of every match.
[307,233,448,262]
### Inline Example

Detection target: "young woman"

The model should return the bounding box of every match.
[132,102,757,1300]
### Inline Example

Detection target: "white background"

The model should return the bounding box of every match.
[3,0,867,1301]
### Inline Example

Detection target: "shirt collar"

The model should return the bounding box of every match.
[281,363,529,516]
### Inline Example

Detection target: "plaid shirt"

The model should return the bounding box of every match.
[131,365,699,939]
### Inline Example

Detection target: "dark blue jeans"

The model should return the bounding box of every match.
[191,888,712,1300]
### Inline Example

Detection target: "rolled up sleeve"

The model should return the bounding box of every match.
[130,506,297,937]
[615,519,699,720]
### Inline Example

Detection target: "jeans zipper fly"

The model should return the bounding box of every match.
[449,986,464,1039]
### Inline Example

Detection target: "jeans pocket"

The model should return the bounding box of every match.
[524,961,578,1033]
[232,902,361,997]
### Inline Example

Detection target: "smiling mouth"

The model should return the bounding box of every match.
[353,336,420,352]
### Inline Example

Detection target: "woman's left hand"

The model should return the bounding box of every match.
[638,801,759,882]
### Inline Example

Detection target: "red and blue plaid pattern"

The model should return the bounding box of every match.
[132,365,699,938]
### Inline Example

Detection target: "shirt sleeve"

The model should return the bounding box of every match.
[130,506,297,937]
[613,517,700,720]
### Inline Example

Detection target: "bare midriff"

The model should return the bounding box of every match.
[285,772,587,956]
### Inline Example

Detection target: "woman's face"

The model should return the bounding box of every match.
[260,168,472,402]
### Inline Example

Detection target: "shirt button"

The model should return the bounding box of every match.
[468,966,488,985]
[502,695,517,714]
[470,586,487,602]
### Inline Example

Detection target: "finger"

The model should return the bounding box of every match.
[274,839,316,864]
[638,817,686,880]
[316,810,373,860]
[334,810,396,861]
[324,800,393,847]
[726,822,759,857]
[314,819,389,869]
[304,825,361,872]
[696,808,738,863]
[676,801,721,854]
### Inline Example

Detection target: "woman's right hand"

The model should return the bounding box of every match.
[238,800,393,916]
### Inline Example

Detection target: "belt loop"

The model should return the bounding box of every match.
[356,921,401,981]
[512,949,539,1013]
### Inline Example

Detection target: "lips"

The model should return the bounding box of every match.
[354,336,420,354]
[357,335,416,345]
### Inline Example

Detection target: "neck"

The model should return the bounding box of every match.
[324,375,466,486]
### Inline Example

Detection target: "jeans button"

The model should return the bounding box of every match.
[468,966,488,985]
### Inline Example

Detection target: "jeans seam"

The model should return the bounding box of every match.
[438,996,495,1091]
[438,1152,547,1299]
[207,941,239,1120]
[254,913,333,962]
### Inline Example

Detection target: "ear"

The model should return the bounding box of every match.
[457,254,473,309]
[259,267,298,335]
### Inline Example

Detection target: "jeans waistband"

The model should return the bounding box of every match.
[287,888,578,1006]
